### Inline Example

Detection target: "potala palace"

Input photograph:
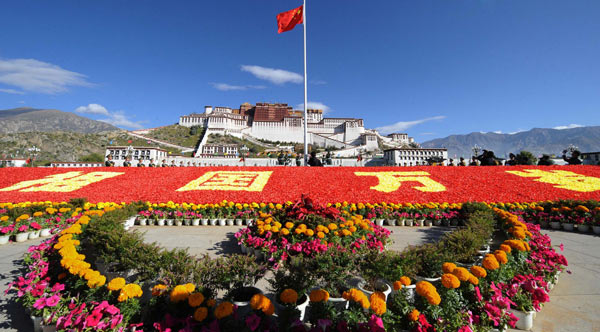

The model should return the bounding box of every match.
[178,102,416,157]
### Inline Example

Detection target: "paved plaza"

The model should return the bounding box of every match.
[0,226,598,331]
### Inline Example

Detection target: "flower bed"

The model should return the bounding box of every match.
[3,198,573,331]
[0,166,599,203]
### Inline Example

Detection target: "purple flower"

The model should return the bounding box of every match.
[245,314,261,331]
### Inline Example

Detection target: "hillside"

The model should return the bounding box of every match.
[421,126,600,158]
[144,124,205,148]
[0,131,181,165]
[0,108,121,134]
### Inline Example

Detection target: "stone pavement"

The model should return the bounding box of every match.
[0,226,598,331]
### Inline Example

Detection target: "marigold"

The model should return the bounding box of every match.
[280,289,298,304]
[451,267,471,282]
[214,302,234,319]
[107,277,126,291]
[468,275,479,285]
[470,266,487,278]
[499,244,512,253]
[370,291,386,303]
[408,309,420,321]
[482,254,500,270]
[194,307,208,322]
[399,276,411,286]
[188,292,205,307]
[170,284,192,303]
[285,222,294,229]
[264,302,275,315]
[152,284,168,296]
[442,262,456,274]
[441,273,460,289]
[494,250,508,264]
[206,299,216,307]
[309,289,329,302]
[250,294,271,311]
[371,296,386,316]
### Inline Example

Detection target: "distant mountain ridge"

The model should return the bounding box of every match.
[0,107,121,134]
[421,126,600,158]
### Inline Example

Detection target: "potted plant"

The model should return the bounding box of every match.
[0,223,13,245]
[218,255,268,316]
[357,250,393,301]
[268,256,315,322]
[15,222,30,242]
[308,248,354,310]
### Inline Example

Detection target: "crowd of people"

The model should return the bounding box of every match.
[446,149,585,166]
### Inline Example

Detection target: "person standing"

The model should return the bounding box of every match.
[308,151,323,167]
[137,158,145,167]
[563,150,582,165]
[505,153,518,166]
[458,157,466,166]
[105,155,115,167]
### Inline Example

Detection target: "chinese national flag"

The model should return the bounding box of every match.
[277,5,303,33]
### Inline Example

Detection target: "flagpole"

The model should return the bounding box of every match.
[303,0,309,166]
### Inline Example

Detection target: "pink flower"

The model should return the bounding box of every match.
[559,243,564,251]
[45,294,60,307]
[474,286,482,302]
[51,283,65,293]
[18,225,29,232]
[110,314,123,329]
[86,311,103,327]
[33,297,46,310]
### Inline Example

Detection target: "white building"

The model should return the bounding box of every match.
[387,133,415,145]
[384,148,449,166]
[50,162,104,168]
[200,144,239,156]
[105,146,169,166]
[0,159,28,167]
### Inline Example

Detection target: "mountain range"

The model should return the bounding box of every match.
[0,108,120,134]
[421,126,600,158]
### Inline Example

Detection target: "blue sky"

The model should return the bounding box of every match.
[1,0,599,142]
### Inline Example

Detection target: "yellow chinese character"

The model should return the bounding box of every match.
[0,171,124,192]
[506,169,600,192]
[354,171,446,193]
[177,171,273,192]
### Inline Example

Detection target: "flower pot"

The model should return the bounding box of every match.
[209,219,217,226]
[397,219,406,226]
[246,219,254,226]
[15,232,30,242]
[327,296,349,311]
[274,293,310,321]
[539,220,549,229]
[218,219,227,226]
[240,243,248,254]
[192,219,200,226]
[433,219,442,226]
[175,220,183,226]
[138,218,147,226]
[28,230,40,239]
[253,248,265,261]
[550,221,561,230]
[40,228,52,237]
[478,245,490,255]
[0,235,9,245]
[415,219,424,226]
[416,276,441,283]
[375,219,384,226]
[510,309,535,330]
[157,219,165,226]
[166,219,174,226]
[405,219,414,227]
[235,219,244,226]
[231,287,263,317]
[226,219,234,226]
[593,225,600,235]
[386,219,396,226]
[201,219,209,226]
[562,223,574,232]
[184,219,191,226]
[402,284,416,301]
[357,280,392,301]
[424,220,433,227]
[450,220,459,226]
[31,315,43,332]
[578,224,590,233]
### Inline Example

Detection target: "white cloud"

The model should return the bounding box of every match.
[553,124,583,130]
[0,88,24,95]
[508,129,526,135]
[375,116,446,135]
[241,65,303,85]
[0,58,93,94]
[295,102,331,114]
[420,132,435,135]
[210,82,266,91]
[75,104,143,130]
[493,131,503,134]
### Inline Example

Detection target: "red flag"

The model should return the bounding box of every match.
[277,5,303,33]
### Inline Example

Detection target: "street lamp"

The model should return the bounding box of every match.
[27,146,40,167]
[240,145,249,166]
[471,145,482,158]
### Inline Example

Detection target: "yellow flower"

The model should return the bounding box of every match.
[470,266,487,278]
[280,289,298,304]
[194,307,208,322]
[107,278,126,292]
[409,309,420,321]
[451,267,471,282]
[309,289,329,302]
[188,292,205,307]
[152,284,168,296]
[442,262,456,274]
[441,273,460,289]
[215,302,234,319]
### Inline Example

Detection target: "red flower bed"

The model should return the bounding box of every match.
[0,166,599,204]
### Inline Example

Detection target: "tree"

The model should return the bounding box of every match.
[515,151,537,165]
